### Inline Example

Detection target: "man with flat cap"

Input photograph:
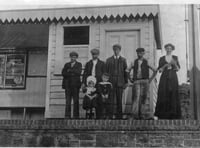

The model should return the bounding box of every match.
[62,51,82,119]
[106,44,128,119]
[82,48,105,118]
[126,47,157,120]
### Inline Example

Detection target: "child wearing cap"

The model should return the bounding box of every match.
[127,48,157,120]
[96,73,113,119]
[82,76,98,119]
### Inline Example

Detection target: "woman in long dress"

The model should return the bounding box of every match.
[155,43,181,119]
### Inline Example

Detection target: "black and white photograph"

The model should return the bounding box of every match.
[0,0,199,147]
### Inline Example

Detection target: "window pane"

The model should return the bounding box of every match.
[28,50,47,76]
[5,54,26,88]
[64,26,89,45]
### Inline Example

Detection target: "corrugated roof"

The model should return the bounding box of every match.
[0,5,159,24]
[0,24,49,49]
[0,5,162,49]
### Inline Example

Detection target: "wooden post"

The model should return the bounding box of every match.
[188,4,200,119]
[23,108,26,120]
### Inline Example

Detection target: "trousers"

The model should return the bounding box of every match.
[65,87,80,118]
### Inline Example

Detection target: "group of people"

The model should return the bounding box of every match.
[62,43,181,120]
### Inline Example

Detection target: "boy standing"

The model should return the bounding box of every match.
[97,73,113,119]
[127,48,156,120]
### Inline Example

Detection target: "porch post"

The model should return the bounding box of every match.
[188,4,200,120]
[44,25,53,118]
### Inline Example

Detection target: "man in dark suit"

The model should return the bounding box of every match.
[82,48,105,118]
[82,48,105,85]
[106,44,128,119]
[62,51,82,119]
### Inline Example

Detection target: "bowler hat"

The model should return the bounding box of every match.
[69,51,78,57]
[136,48,145,53]
[90,48,100,55]
[164,43,175,50]
[113,44,121,50]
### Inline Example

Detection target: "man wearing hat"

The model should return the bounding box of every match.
[83,48,105,85]
[126,47,156,120]
[62,51,82,119]
[82,48,105,118]
[106,44,128,119]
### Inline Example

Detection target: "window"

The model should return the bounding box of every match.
[0,54,26,89]
[27,50,47,77]
[64,26,89,45]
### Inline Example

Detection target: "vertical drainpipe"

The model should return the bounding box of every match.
[185,4,189,82]
[188,4,200,119]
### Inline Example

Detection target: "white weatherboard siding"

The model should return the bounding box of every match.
[46,19,157,118]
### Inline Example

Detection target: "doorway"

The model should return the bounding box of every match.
[105,30,140,113]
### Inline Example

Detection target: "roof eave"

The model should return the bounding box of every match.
[0,5,159,24]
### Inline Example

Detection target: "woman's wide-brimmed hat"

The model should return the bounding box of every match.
[164,43,175,50]
[136,47,145,53]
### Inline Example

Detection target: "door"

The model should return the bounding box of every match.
[105,30,140,113]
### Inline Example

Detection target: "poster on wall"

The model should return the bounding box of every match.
[5,54,26,88]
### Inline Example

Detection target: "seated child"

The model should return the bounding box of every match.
[97,73,112,119]
[82,76,98,119]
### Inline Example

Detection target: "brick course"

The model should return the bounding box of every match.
[0,119,198,147]
[0,83,192,147]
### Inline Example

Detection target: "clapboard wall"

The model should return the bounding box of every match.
[45,19,158,118]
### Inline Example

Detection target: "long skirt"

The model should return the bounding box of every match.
[154,70,181,119]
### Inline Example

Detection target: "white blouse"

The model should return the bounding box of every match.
[165,55,172,69]
[165,54,172,63]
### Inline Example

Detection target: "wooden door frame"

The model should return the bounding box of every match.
[99,22,146,59]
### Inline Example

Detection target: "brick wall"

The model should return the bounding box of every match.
[0,84,191,147]
[0,119,199,147]
[179,84,192,119]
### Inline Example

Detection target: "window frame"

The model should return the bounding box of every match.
[0,50,27,90]
[63,25,90,46]
[26,49,47,78]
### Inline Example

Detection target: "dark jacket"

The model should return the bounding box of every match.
[97,82,112,95]
[82,59,105,85]
[62,61,82,89]
[133,58,149,80]
[106,56,128,87]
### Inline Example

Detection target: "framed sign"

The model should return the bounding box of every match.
[0,54,26,89]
